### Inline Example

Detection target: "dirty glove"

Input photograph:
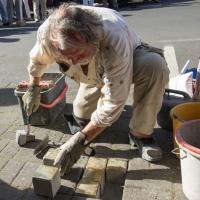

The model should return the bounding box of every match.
[53,131,87,176]
[22,84,41,116]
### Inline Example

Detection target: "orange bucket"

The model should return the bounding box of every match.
[170,102,200,153]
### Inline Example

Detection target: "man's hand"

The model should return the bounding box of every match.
[22,84,41,116]
[54,131,87,176]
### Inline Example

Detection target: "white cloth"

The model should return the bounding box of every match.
[27,6,142,127]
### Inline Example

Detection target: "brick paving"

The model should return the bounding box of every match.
[0,82,188,200]
[0,21,188,200]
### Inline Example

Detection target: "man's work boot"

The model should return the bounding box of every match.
[129,133,162,162]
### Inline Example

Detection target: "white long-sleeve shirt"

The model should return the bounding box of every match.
[28,6,142,127]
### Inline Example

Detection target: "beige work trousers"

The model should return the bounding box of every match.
[73,47,169,136]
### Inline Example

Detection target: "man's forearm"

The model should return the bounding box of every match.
[81,121,105,141]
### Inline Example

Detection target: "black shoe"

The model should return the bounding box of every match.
[3,22,10,26]
[129,133,162,162]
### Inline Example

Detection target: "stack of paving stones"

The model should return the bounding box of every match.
[0,83,188,200]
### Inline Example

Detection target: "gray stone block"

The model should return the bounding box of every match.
[82,168,105,196]
[106,158,127,184]
[86,157,107,170]
[76,179,101,199]
[43,148,60,166]
[102,183,123,200]
[32,164,61,198]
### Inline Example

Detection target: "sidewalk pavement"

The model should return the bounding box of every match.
[0,23,188,200]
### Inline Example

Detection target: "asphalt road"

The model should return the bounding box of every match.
[0,0,200,84]
[121,0,200,69]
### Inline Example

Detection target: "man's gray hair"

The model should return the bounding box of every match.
[49,3,103,50]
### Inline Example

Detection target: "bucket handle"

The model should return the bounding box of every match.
[171,113,185,123]
[171,148,187,159]
[165,88,191,99]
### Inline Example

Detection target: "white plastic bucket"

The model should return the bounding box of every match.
[175,119,200,200]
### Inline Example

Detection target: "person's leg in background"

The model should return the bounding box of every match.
[107,0,118,10]
[0,0,9,25]
[65,83,101,134]
[15,0,26,26]
[32,0,39,22]
[129,47,169,161]
[6,0,13,25]
[23,0,31,20]
[40,0,46,20]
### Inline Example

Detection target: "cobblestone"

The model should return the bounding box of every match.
[0,139,10,152]
[106,158,127,184]
[0,140,20,159]
[102,183,124,200]
[12,162,41,188]
[0,160,25,185]
[0,157,9,171]
[0,183,25,200]
[122,187,173,200]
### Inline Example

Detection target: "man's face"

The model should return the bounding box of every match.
[58,45,94,65]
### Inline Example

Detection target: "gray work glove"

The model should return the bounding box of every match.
[53,131,87,176]
[22,84,41,116]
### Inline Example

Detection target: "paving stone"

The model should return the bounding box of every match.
[0,159,25,184]
[0,113,18,127]
[0,156,9,170]
[0,182,25,200]
[0,139,10,152]
[173,183,188,200]
[122,187,173,200]
[54,194,72,200]
[75,179,100,199]
[128,157,150,171]
[0,125,9,136]
[68,156,89,183]
[150,153,180,170]
[0,140,20,159]
[23,190,52,200]
[32,164,61,198]
[72,196,100,200]
[12,161,41,188]
[0,129,16,141]
[14,148,38,163]
[102,183,123,200]
[106,158,127,184]
[125,169,173,191]
[43,148,60,166]
[111,144,133,159]
[82,168,105,196]
[86,157,107,170]
[90,143,113,158]
[59,178,76,195]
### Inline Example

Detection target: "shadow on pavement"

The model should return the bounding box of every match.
[0,38,20,43]
[0,22,40,39]
[0,180,73,200]
[0,88,18,106]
